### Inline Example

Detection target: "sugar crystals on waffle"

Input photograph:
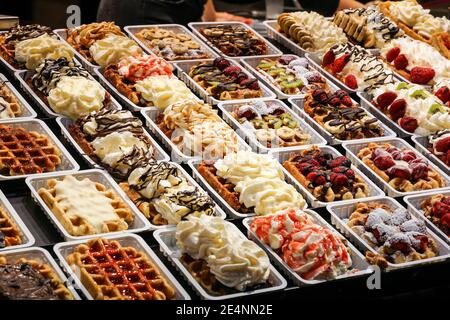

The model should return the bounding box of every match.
[347,202,439,268]
[66,238,175,300]
[0,81,22,119]
[0,206,22,248]
[283,146,370,202]
[189,57,263,101]
[0,124,61,176]
[357,142,445,192]
[38,175,134,236]
[0,255,73,300]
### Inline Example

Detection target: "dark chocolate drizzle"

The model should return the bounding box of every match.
[3,24,53,44]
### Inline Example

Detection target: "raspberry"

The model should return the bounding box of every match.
[213,57,231,70]
[376,91,397,109]
[344,74,358,89]
[386,47,400,63]
[387,98,407,120]
[399,116,418,133]
[322,50,335,66]
[223,65,241,76]
[373,155,395,170]
[331,54,350,73]
[410,67,435,84]
[435,86,450,104]
[394,54,408,70]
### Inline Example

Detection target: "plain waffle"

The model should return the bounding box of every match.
[66,238,175,300]
[0,82,22,118]
[0,206,22,248]
[0,124,61,176]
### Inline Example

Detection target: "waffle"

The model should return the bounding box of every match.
[0,255,74,300]
[357,142,445,192]
[420,194,450,237]
[66,22,125,62]
[66,238,175,300]
[0,124,61,176]
[347,202,439,268]
[135,27,210,61]
[0,82,22,118]
[103,64,141,106]
[283,147,370,202]
[0,206,22,248]
[38,176,134,236]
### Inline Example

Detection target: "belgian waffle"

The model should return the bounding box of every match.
[0,124,61,176]
[357,142,445,192]
[0,82,22,118]
[347,202,439,267]
[0,255,74,300]
[420,194,450,237]
[66,238,175,300]
[0,206,22,248]
[38,176,134,236]
[103,64,142,106]
[66,22,125,62]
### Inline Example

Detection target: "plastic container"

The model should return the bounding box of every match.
[153,226,287,300]
[124,24,218,62]
[141,108,251,164]
[188,21,282,60]
[288,95,397,145]
[187,157,307,218]
[242,209,372,286]
[0,31,27,74]
[327,197,450,271]
[218,99,327,154]
[56,116,169,169]
[263,20,310,57]
[53,232,190,300]
[0,246,80,299]
[404,190,450,244]
[174,58,276,105]
[0,73,37,120]
[412,135,449,176]
[26,169,151,241]
[268,145,385,208]
[358,91,415,138]
[342,137,450,197]
[0,189,35,251]
[0,119,79,181]
[15,69,122,118]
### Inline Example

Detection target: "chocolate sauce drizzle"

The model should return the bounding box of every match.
[3,24,53,44]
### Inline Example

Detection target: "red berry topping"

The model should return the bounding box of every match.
[376,91,397,109]
[387,98,407,120]
[306,171,326,186]
[432,202,450,218]
[386,47,401,62]
[344,74,358,89]
[322,50,336,66]
[394,54,408,70]
[441,214,450,228]
[401,150,416,162]
[331,173,349,187]
[373,154,395,170]
[410,67,435,84]
[399,116,418,133]
[223,65,241,76]
[328,96,341,107]
[240,78,260,90]
[331,54,350,73]
[341,95,353,107]
[386,165,412,179]
[435,136,450,154]
[213,57,231,70]
[329,156,351,168]
[389,237,411,254]
[410,161,429,180]
[435,86,450,104]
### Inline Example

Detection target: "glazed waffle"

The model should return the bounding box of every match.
[38,177,134,236]
[0,255,74,300]
[66,22,125,62]
[0,206,22,248]
[0,125,61,176]
[0,82,22,118]
[357,142,445,192]
[283,147,370,202]
[347,202,439,267]
[420,194,450,236]
[66,238,175,300]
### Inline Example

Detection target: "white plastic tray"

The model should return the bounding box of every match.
[54,233,190,300]
[412,135,449,176]
[153,226,287,300]
[26,169,151,241]
[242,209,372,286]
[174,58,276,105]
[218,99,327,154]
[342,137,450,197]
[268,145,385,208]
[0,73,37,120]
[327,196,450,271]
[0,119,80,180]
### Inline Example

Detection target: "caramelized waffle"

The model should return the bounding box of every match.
[0,206,22,248]
[66,238,175,300]
[347,202,439,267]
[0,255,74,300]
[0,82,22,118]
[38,176,134,236]
[0,124,61,176]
